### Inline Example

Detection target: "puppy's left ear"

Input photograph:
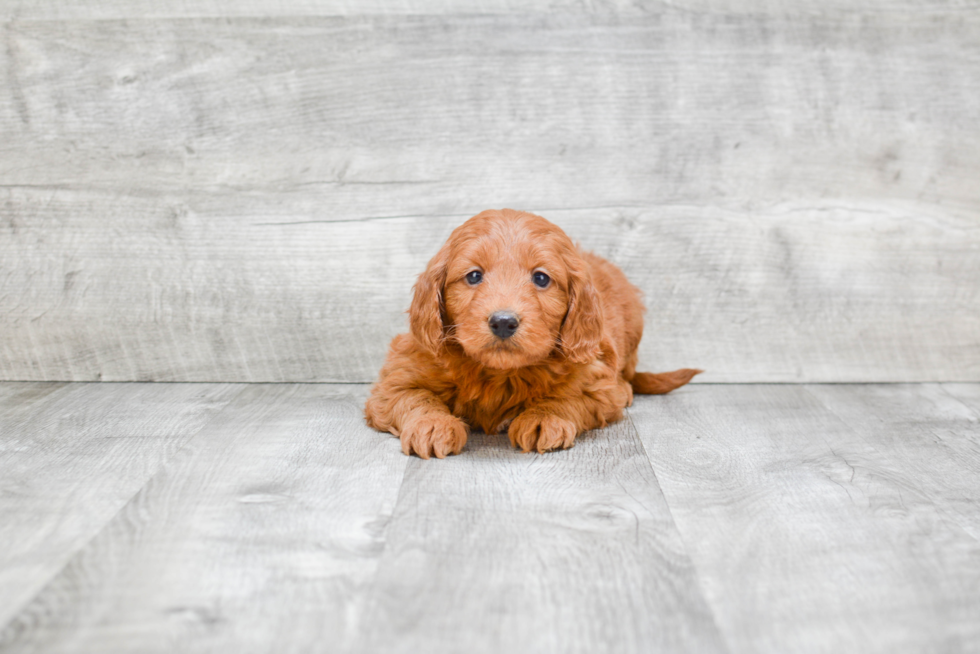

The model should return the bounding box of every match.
[409,242,451,355]
[560,250,603,363]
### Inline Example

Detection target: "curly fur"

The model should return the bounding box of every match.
[365,209,700,458]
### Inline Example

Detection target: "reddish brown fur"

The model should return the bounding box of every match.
[365,209,701,458]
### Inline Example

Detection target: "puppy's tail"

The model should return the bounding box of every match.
[631,369,703,395]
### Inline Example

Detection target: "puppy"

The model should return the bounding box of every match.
[365,209,700,458]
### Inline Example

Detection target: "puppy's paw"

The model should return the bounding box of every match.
[400,413,468,459]
[508,412,578,453]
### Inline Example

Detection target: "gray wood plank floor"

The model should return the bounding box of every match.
[0,382,240,628]
[1,382,978,653]
[630,384,980,653]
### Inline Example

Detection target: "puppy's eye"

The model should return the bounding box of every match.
[532,271,551,288]
[465,270,483,285]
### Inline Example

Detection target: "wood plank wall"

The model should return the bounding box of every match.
[2,5,978,382]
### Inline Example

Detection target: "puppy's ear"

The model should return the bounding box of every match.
[560,251,603,363]
[409,242,450,355]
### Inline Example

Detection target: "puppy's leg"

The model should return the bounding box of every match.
[508,407,578,453]
[508,377,630,453]
[365,387,468,460]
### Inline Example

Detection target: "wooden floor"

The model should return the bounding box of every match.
[3,3,978,652]
[1,382,978,653]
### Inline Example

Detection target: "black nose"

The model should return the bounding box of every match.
[488,311,520,340]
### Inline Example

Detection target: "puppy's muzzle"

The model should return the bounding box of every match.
[488,311,520,340]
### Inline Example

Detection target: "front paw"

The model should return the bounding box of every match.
[508,412,577,453]
[400,413,468,459]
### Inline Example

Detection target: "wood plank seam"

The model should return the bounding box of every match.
[938,384,980,423]
[623,406,733,654]
[0,384,254,640]
[0,384,411,652]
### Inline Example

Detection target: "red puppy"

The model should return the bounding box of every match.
[365,209,700,458]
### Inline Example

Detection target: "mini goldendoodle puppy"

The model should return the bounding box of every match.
[365,209,700,458]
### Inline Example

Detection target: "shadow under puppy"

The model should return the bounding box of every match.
[365,209,700,458]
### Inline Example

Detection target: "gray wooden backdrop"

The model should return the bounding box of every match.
[2,3,978,383]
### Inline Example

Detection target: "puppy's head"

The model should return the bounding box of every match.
[410,209,602,369]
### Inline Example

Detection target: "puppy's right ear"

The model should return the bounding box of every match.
[409,242,451,355]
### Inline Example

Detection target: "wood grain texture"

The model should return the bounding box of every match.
[2,195,977,383]
[943,383,980,416]
[0,382,239,629]
[4,0,979,20]
[630,384,980,653]
[807,383,980,540]
[0,384,408,654]
[353,421,727,654]
[2,12,979,382]
[3,381,980,652]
